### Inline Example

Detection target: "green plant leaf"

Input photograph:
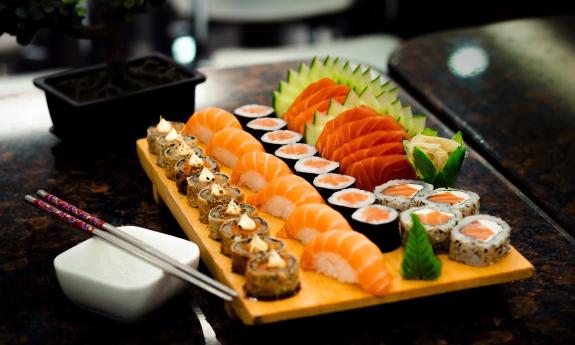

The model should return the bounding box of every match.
[413,147,437,183]
[421,128,438,136]
[400,214,442,280]
[437,145,466,187]
[451,130,464,145]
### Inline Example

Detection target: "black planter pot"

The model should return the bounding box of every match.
[33,53,206,143]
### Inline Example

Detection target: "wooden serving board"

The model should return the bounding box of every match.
[136,138,534,325]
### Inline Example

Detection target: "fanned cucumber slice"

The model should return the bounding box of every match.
[305,123,324,146]
[274,56,423,137]
[411,115,427,135]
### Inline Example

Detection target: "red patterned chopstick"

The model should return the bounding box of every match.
[25,193,236,300]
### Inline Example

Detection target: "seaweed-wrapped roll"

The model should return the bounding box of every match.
[274,143,317,170]
[261,130,302,153]
[233,104,275,127]
[245,117,286,138]
[350,204,400,253]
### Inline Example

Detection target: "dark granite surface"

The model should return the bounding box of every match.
[1,62,574,344]
[388,16,575,235]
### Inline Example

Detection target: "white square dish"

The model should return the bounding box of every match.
[54,225,200,323]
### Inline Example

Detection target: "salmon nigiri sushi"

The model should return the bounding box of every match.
[230,151,292,192]
[206,128,265,169]
[278,203,353,244]
[245,175,324,220]
[301,229,393,296]
[183,107,242,144]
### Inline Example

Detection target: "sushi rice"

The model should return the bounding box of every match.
[399,206,463,254]
[449,215,511,266]
[415,188,480,217]
[374,179,433,211]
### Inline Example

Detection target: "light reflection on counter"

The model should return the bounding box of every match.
[447,46,489,78]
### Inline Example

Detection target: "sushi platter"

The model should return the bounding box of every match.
[137,138,533,325]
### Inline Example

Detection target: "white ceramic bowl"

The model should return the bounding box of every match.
[54,225,200,323]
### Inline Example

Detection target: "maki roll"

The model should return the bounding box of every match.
[294,156,339,183]
[156,128,196,168]
[313,173,356,200]
[175,152,219,194]
[146,116,184,154]
[197,183,244,224]
[274,143,317,170]
[219,214,270,256]
[233,104,274,127]
[399,206,462,254]
[147,117,184,153]
[351,205,400,253]
[245,117,286,138]
[244,250,300,300]
[186,168,229,208]
[327,188,375,221]
[374,179,433,211]
[208,200,256,241]
[449,215,511,266]
[415,188,480,217]
[230,235,285,275]
[163,141,201,181]
[261,130,302,153]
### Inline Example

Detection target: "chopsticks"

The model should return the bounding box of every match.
[25,191,238,301]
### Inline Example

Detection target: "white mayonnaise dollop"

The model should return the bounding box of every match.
[156,116,172,133]
[237,213,256,230]
[248,235,268,253]
[266,250,286,268]
[198,167,215,183]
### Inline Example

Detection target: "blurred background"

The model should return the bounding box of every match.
[1,0,574,76]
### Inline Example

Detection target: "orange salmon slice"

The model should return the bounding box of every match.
[383,184,420,198]
[362,206,391,222]
[252,118,279,127]
[337,192,368,205]
[461,221,494,241]
[318,174,351,186]
[268,131,296,141]
[280,144,309,155]
[428,192,466,205]
[242,105,269,114]
[304,159,331,168]
[416,211,453,226]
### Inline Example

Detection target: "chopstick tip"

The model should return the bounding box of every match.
[24,195,36,203]
[36,190,48,197]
